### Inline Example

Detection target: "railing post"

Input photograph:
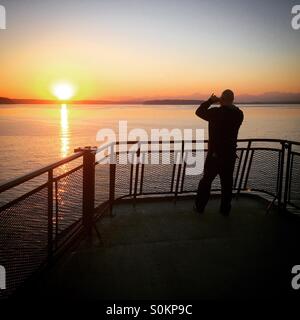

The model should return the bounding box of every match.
[109,163,116,216]
[233,149,244,190]
[283,142,292,212]
[81,146,96,238]
[54,180,59,250]
[174,140,184,202]
[170,164,176,193]
[139,151,145,195]
[277,141,286,211]
[180,152,187,193]
[133,144,141,204]
[237,140,251,198]
[47,169,53,261]
[243,149,254,190]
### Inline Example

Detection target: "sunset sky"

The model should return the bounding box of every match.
[0,0,299,100]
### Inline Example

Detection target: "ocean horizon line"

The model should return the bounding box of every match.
[1,97,300,106]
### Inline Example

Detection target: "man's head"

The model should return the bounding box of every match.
[220,89,234,106]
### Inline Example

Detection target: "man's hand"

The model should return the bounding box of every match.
[209,93,220,103]
[196,93,218,120]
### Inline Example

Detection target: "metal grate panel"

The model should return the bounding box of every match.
[0,186,48,298]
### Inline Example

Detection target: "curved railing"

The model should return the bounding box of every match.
[102,139,300,213]
[0,138,299,297]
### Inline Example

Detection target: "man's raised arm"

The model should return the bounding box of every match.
[195,94,219,121]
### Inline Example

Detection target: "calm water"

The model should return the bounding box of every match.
[0,103,300,183]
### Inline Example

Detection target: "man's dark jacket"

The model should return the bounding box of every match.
[196,99,244,159]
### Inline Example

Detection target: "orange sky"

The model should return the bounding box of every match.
[0,0,299,100]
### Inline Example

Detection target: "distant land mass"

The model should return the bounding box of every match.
[143,99,300,105]
[0,97,15,104]
[143,99,203,105]
[1,92,300,105]
[145,92,300,105]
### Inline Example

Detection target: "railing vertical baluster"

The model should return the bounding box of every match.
[276,149,281,196]
[237,141,251,197]
[234,149,244,190]
[109,163,116,216]
[108,143,116,216]
[287,153,294,204]
[175,170,182,201]
[243,149,254,190]
[47,169,53,261]
[170,164,176,193]
[129,164,134,196]
[283,142,292,212]
[133,144,141,203]
[174,141,184,201]
[140,152,145,195]
[277,141,286,210]
[55,180,58,249]
[82,147,96,239]
[180,152,187,193]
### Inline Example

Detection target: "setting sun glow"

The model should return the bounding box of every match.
[52,83,75,101]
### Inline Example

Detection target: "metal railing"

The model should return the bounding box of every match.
[103,139,300,212]
[0,138,299,298]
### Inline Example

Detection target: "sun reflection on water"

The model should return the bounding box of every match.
[60,103,70,158]
[56,104,71,222]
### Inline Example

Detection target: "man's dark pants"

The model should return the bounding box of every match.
[195,153,236,213]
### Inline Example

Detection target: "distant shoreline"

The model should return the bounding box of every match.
[142,100,300,105]
[1,97,300,105]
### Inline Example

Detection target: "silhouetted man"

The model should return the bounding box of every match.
[195,89,243,215]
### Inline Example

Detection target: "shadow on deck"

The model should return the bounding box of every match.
[30,194,300,299]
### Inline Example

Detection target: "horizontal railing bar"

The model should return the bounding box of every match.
[291,151,300,156]
[113,189,234,201]
[113,187,277,202]
[0,151,84,194]
[244,147,281,151]
[95,157,108,165]
[115,140,200,146]
[115,140,203,146]
[94,141,115,154]
[114,150,202,155]
[114,138,300,145]
[0,182,48,213]
[53,164,83,182]
[100,147,249,157]
[240,188,277,197]
[237,139,300,145]
[111,147,280,156]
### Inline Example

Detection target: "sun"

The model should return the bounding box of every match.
[52,83,75,101]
